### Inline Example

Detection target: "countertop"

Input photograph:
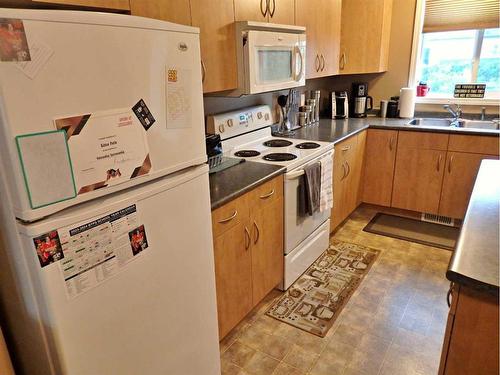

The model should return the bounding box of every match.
[446,160,500,292]
[282,116,500,144]
[209,160,285,210]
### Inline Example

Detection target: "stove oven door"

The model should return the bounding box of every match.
[284,154,332,255]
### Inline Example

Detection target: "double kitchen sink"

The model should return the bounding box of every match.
[408,117,500,130]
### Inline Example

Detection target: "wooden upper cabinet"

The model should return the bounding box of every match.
[296,0,341,78]
[191,0,238,93]
[439,152,498,219]
[339,0,393,74]
[363,129,398,207]
[234,0,294,24]
[130,0,191,25]
[31,0,130,9]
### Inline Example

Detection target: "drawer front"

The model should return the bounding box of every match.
[335,134,358,161]
[398,131,449,150]
[212,194,249,237]
[248,175,284,210]
[448,134,500,155]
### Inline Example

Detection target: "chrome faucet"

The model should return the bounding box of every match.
[480,107,486,121]
[443,104,462,120]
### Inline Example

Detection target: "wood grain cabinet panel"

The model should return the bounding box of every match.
[391,148,446,214]
[339,0,392,74]
[268,0,295,24]
[397,130,449,150]
[448,134,500,155]
[296,0,341,78]
[234,0,294,23]
[191,0,238,93]
[130,0,191,25]
[362,129,398,206]
[213,219,253,339]
[32,0,129,9]
[251,196,283,304]
[439,152,498,219]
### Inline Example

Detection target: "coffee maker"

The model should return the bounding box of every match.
[351,82,373,118]
[331,91,349,119]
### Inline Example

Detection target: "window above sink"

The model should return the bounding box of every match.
[408,0,500,106]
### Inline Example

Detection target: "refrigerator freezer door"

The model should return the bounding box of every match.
[9,165,220,375]
[0,9,206,221]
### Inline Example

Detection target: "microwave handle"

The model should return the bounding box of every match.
[294,46,304,82]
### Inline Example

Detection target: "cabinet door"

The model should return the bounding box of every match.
[130,0,191,25]
[213,220,253,339]
[191,0,238,93]
[32,0,129,9]
[363,129,398,206]
[268,0,295,24]
[392,149,446,214]
[295,0,321,79]
[339,0,392,74]
[320,0,342,76]
[251,197,284,304]
[439,153,498,219]
[234,0,269,22]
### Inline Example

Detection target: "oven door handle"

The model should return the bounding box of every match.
[285,170,305,180]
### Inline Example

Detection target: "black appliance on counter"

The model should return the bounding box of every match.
[351,82,373,118]
[205,133,243,173]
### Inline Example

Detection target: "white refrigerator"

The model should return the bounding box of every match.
[0,8,220,375]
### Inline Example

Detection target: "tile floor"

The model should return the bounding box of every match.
[219,206,453,375]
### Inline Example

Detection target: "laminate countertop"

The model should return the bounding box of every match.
[209,160,285,210]
[282,116,500,144]
[446,160,500,293]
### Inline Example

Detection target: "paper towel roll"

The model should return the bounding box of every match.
[399,87,416,118]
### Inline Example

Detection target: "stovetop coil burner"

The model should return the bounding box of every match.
[234,150,261,157]
[263,139,293,147]
[263,153,297,162]
[296,142,321,149]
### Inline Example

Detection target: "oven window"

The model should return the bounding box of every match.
[258,49,292,82]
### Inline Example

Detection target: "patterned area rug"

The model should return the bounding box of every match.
[266,240,380,337]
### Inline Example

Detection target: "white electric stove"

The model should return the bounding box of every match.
[207,105,334,290]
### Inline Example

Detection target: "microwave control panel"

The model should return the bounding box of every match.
[206,105,273,140]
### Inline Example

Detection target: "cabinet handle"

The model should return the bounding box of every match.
[446,282,454,308]
[315,54,320,72]
[244,226,251,250]
[339,52,346,70]
[341,161,347,180]
[260,0,268,16]
[259,189,275,199]
[269,0,276,17]
[345,161,350,177]
[448,155,454,173]
[341,145,351,151]
[253,221,260,244]
[437,154,442,172]
[389,136,394,151]
[201,59,206,83]
[320,54,325,71]
[218,210,237,223]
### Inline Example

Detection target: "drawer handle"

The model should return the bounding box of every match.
[341,145,351,151]
[218,210,237,223]
[244,226,251,250]
[259,189,275,199]
[253,221,260,244]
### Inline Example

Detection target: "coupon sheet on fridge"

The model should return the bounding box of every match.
[57,204,149,299]
[54,109,150,195]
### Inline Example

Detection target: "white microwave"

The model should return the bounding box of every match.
[230,21,306,96]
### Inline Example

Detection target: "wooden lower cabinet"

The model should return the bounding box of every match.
[212,176,284,339]
[362,129,398,206]
[331,131,365,232]
[439,152,498,219]
[391,148,446,214]
[439,284,499,375]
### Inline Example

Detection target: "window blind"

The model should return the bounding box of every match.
[424,0,500,32]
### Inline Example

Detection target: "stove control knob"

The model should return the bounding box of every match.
[227,119,234,127]
[264,113,270,121]
[218,124,225,133]
[257,112,262,119]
